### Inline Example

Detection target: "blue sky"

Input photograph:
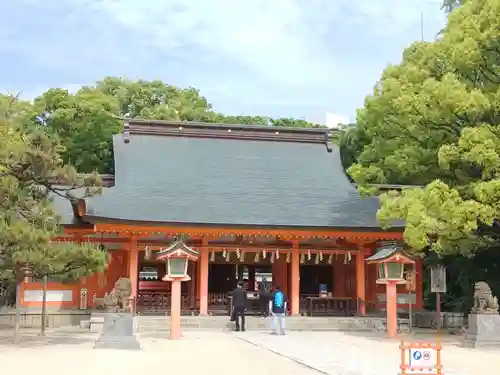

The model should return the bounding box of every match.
[0,0,446,125]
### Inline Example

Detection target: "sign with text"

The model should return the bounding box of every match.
[430,267,447,293]
[400,341,442,375]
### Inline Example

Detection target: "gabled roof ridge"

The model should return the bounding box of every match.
[120,118,333,152]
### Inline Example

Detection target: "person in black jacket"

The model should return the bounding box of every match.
[231,280,247,331]
[259,277,270,317]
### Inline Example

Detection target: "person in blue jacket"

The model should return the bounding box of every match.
[269,285,287,335]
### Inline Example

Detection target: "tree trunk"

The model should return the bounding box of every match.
[40,275,47,336]
[13,272,21,343]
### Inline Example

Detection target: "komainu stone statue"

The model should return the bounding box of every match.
[103,278,133,313]
[471,281,499,315]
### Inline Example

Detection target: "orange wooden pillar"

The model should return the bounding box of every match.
[199,246,209,315]
[386,280,398,337]
[334,262,345,296]
[355,252,366,316]
[170,279,182,339]
[272,255,288,296]
[129,237,139,305]
[188,261,196,309]
[196,258,200,306]
[290,244,300,316]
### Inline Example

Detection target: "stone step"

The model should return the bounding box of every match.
[135,316,382,332]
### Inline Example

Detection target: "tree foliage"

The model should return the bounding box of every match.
[347,0,500,255]
[336,123,370,174]
[33,88,121,174]
[0,106,108,318]
[270,117,326,128]
[0,112,107,270]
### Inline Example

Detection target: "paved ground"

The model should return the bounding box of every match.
[1,328,499,375]
[0,329,317,375]
[238,331,500,375]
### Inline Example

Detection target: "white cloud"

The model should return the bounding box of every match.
[1,0,447,119]
[81,0,342,86]
[78,0,445,90]
[326,113,351,128]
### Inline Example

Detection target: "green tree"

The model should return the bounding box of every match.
[336,123,370,174]
[270,117,326,128]
[31,243,108,336]
[222,115,269,125]
[95,76,216,120]
[0,94,33,124]
[348,0,500,255]
[33,88,120,174]
[0,106,107,340]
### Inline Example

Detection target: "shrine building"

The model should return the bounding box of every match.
[20,119,423,316]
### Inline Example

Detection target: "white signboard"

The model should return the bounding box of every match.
[408,347,438,372]
[430,267,446,293]
[24,290,73,302]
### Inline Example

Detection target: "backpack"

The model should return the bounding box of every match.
[274,291,284,308]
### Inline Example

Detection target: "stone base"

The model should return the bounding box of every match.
[93,313,140,350]
[89,312,105,333]
[463,339,500,348]
[94,335,141,350]
[464,314,500,348]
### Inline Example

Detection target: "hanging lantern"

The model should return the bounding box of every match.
[315,253,319,264]
[319,252,323,261]
[276,249,280,259]
[262,249,267,258]
[240,251,245,262]
[328,254,333,264]
[307,250,311,260]
[222,249,227,257]
[348,252,352,262]
[270,252,275,264]
[225,251,230,262]
[300,253,305,264]
[286,252,291,263]
[236,248,241,259]
[254,252,260,262]
[210,250,215,262]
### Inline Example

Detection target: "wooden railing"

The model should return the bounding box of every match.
[136,291,191,313]
[299,294,356,316]
[137,291,229,313]
[208,292,228,310]
[136,291,371,317]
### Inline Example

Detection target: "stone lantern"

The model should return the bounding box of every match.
[367,242,415,338]
[156,239,199,340]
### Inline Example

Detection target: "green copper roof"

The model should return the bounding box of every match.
[156,240,200,259]
[78,131,396,229]
[366,241,412,262]
[366,247,399,262]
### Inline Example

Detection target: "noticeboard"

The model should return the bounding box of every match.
[430,266,446,293]
[400,341,443,375]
